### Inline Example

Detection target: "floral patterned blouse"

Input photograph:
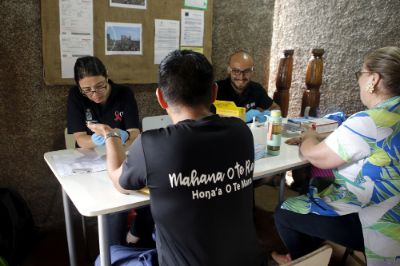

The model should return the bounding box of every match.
[282,96,400,266]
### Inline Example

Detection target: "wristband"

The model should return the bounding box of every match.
[105,131,121,141]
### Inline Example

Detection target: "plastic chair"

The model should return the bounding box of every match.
[282,244,333,266]
[142,115,172,131]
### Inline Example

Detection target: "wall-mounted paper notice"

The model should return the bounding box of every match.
[184,0,208,9]
[59,0,93,78]
[60,35,93,78]
[181,9,204,47]
[154,19,180,64]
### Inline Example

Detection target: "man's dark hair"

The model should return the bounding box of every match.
[158,50,214,107]
[74,56,107,84]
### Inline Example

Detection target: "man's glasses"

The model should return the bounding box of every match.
[355,71,371,80]
[80,80,107,96]
[229,67,254,76]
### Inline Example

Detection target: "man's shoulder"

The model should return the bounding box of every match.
[68,85,87,104]
[109,81,134,101]
[110,80,131,93]
[247,81,265,90]
[216,78,231,89]
[68,85,81,96]
[141,116,248,137]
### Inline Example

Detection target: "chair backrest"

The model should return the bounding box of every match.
[64,128,75,149]
[283,244,333,266]
[142,115,172,132]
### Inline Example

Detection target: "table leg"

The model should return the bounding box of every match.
[278,172,286,204]
[98,214,111,266]
[62,189,77,266]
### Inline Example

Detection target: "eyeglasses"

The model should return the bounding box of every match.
[355,71,371,80]
[80,80,108,96]
[229,67,254,76]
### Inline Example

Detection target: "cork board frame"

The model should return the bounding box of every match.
[41,0,213,85]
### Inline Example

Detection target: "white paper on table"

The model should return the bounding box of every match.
[181,9,204,47]
[59,0,93,78]
[52,153,106,177]
[184,0,208,9]
[154,19,180,64]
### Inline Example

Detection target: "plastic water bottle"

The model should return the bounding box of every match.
[267,110,283,156]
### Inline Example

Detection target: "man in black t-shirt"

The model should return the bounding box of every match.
[88,50,264,266]
[216,51,280,122]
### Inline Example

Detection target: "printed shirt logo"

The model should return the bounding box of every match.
[168,160,254,200]
[245,102,256,110]
[114,111,123,122]
[85,108,93,121]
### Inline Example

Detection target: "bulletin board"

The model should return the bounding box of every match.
[41,0,213,85]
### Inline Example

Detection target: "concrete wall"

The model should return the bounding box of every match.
[0,1,163,228]
[212,0,275,87]
[268,0,400,117]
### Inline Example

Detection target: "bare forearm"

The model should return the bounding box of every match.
[105,137,131,193]
[105,136,126,172]
[86,123,131,193]
[300,133,345,169]
[74,132,96,149]
[125,128,140,147]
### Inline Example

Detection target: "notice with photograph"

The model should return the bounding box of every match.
[184,0,208,10]
[105,22,142,55]
[154,19,180,64]
[181,9,204,47]
[110,0,146,9]
[59,0,93,78]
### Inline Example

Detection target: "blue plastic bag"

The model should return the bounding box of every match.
[323,112,346,126]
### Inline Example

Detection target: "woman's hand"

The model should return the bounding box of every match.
[301,127,319,142]
[285,137,302,145]
[87,122,113,137]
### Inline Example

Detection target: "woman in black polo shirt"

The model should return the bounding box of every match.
[67,56,140,148]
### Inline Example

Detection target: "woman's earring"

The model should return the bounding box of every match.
[365,83,375,94]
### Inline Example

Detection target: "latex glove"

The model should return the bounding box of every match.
[118,129,129,144]
[257,110,271,123]
[246,109,262,123]
[91,133,105,146]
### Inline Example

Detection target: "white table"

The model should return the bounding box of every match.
[253,137,309,202]
[44,139,307,266]
[44,148,150,266]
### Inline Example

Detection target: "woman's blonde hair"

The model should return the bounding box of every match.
[365,46,400,95]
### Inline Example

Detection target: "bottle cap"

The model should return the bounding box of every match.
[271,110,281,117]
[268,110,282,123]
